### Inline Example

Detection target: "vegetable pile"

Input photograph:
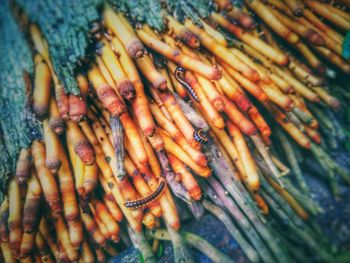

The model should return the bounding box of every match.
[0,0,350,262]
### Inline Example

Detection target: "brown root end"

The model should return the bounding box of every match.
[197,155,208,167]
[181,30,200,48]
[127,38,145,58]
[97,84,127,116]
[307,30,325,46]
[118,80,136,101]
[47,194,63,215]
[33,105,49,120]
[211,65,222,80]
[46,159,62,174]
[49,118,65,135]
[213,97,225,112]
[69,95,87,123]
[15,172,30,185]
[74,142,95,165]
[279,56,290,66]
[331,98,341,110]
[143,127,156,137]
[249,70,260,83]
[238,14,256,30]
[285,86,295,94]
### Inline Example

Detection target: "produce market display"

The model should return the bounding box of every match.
[0,0,350,262]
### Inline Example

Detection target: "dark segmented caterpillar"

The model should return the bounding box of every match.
[193,129,208,145]
[174,67,200,102]
[124,179,166,209]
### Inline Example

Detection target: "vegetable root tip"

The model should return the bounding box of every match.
[119,79,136,101]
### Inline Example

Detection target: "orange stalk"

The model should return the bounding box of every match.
[66,120,95,165]
[269,8,324,46]
[305,1,350,31]
[124,155,162,217]
[304,126,321,144]
[1,241,15,263]
[160,130,211,177]
[103,195,123,223]
[38,217,59,261]
[149,101,207,166]
[43,119,61,174]
[219,60,268,102]
[227,121,260,191]
[185,19,260,82]
[135,55,167,90]
[168,154,202,200]
[92,199,120,242]
[273,67,320,102]
[166,61,188,99]
[158,91,199,149]
[0,197,9,242]
[212,13,289,65]
[49,97,65,135]
[110,36,156,137]
[119,112,148,165]
[32,140,62,215]
[136,29,221,80]
[8,179,22,257]
[311,86,340,109]
[103,7,145,58]
[55,215,79,262]
[218,67,252,111]
[314,47,350,74]
[166,15,199,48]
[247,106,271,140]
[15,148,31,184]
[222,96,257,135]
[102,177,143,232]
[57,140,83,247]
[68,74,88,123]
[245,0,299,44]
[99,39,136,100]
[265,103,311,148]
[303,9,344,44]
[201,110,246,177]
[80,212,107,247]
[22,171,41,234]
[83,163,98,198]
[184,71,225,130]
[227,6,256,29]
[80,241,95,263]
[88,65,127,117]
[33,55,52,120]
[35,231,54,263]
[259,82,294,110]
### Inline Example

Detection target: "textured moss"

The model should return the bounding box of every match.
[16,0,103,95]
[0,0,40,200]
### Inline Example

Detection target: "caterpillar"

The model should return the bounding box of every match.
[193,129,208,145]
[174,67,200,102]
[124,179,166,209]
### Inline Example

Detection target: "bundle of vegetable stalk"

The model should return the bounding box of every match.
[0,0,350,262]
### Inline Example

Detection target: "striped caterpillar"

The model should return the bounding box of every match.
[124,179,166,209]
[174,67,200,102]
[193,129,208,145]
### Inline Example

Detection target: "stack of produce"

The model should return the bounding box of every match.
[0,0,349,262]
